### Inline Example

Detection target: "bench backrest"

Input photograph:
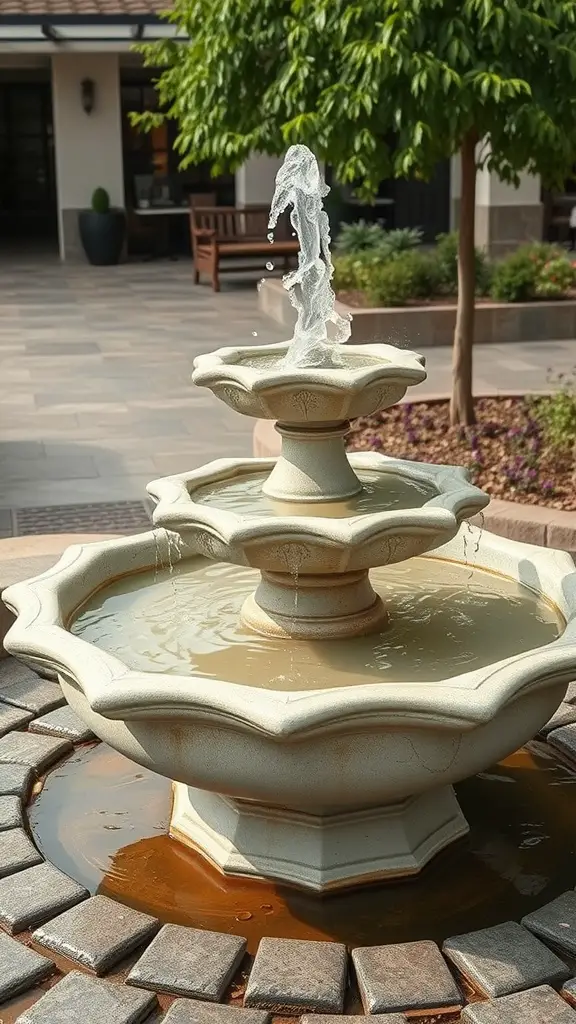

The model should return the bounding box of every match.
[192,205,290,241]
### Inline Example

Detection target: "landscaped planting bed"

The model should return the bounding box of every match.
[348,394,576,511]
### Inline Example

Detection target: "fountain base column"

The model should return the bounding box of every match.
[262,421,362,503]
[240,568,387,640]
[170,783,469,892]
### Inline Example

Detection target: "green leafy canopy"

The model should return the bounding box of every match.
[135,0,576,198]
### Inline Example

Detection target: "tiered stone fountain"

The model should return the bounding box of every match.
[4,145,576,892]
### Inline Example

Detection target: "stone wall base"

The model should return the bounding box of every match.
[258,279,576,347]
[475,202,544,258]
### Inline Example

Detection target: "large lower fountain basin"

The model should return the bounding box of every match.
[4,525,576,890]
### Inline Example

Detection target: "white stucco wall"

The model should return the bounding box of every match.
[476,166,541,207]
[235,154,283,206]
[451,147,540,208]
[51,52,124,258]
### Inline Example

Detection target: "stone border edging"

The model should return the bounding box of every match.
[258,277,576,347]
[252,418,576,555]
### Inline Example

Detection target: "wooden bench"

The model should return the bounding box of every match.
[189,204,299,291]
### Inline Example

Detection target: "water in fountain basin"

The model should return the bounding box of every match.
[71,557,560,691]
[193,470,435,519]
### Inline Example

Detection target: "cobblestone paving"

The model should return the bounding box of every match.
[0,655,574,1021]
[1,257,576,521]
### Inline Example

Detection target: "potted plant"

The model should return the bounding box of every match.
[78,187,126,266]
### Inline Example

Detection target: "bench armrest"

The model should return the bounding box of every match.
[192,227,217,240]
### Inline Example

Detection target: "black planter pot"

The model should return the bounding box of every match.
[78,209,126,266]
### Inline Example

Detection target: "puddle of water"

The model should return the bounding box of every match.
[29,742,576,953]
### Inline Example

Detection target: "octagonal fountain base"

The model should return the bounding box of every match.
[170,783,469,892]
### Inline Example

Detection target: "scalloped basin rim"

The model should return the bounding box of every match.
[3,525,576,736]
[191,341,427,391]
[147,453,490,540]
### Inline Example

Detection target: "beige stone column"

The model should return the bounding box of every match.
[475,161,543,257]
[450,149,543,256]
[51,53,125,261]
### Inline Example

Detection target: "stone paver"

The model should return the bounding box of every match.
[1,259,575,510]
[548,724,576,766]
[0,793,23,831]
[15,969,158,1024]
[563,977,576,1005]
[564,682,576,704]
[0,701,34,737]
[352,940,462,1014]
[0,860,88,934]
[163,1003,271,1024]
[302,1018,405,1024]
[29,705,94,742]
[244,937,347,1014]
[32,894,159,975]
[541,704,576,737]
[127,924,245,1000]
[522,891,576,957]
[0,731,71,773]
[0,660,64,714]
[443,921,570,998]
[0,762,34,798]
[0,827,42,878]
[461,984,576,1022]
[0,929,54,1002]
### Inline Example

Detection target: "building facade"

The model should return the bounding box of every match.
[0,2,554,262]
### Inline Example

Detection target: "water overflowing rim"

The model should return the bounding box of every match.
[3,526,576,737]
[191,341,427,392]
[146,453,489,542]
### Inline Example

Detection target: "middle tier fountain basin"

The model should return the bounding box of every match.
[4,526,576,890]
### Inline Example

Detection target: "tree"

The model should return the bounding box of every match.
[136,0,576,424]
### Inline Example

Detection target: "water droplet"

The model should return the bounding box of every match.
[267,231,274,243]
[266,261,274,271]
[236,911,253,921]
[252,331,258,337]
[261,903,274,914]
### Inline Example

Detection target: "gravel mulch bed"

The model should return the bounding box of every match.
[347,396,576,511]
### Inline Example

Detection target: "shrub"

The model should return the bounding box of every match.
[522,241,566,269]
[530,370,576,451]
[490,244,574,302]
[379,227,423,257]
[408,251,444,299]
[534,256,575,298]
[91,187,110,214]
[434,231,492,295]
[363,252,419,306]
[490,249,538,302]
[332,250,385,292]
[334,219,386,254]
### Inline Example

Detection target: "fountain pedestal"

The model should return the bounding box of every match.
[170,783,469,891]
[241,568,388,640]
[262,421,362,502]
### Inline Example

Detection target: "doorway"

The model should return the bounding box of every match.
[0,81,58,249]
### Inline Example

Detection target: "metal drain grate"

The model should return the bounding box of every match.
[13,501,153,537]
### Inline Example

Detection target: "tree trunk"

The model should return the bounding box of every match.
[450,131,477,426]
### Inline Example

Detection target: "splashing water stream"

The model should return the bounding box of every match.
[268,144,351,368]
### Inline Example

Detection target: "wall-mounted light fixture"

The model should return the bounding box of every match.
[81,78,96,115]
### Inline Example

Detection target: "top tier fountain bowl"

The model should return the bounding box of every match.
[4,145,576,892]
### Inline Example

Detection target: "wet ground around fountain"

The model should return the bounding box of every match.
[71,557,561,689]
[192,470,435,518]
[29,741,576,955]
